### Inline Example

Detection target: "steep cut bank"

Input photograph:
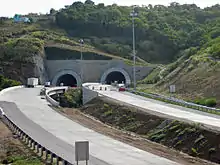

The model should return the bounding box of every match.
[1,54,48,84]
[139,37,220,106]
[157,60,220,106]
[80,97,220,164]
[139,53,220,107]
[0,21,49,84]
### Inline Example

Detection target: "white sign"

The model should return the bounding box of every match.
[75,141,89,162]
[169,85,176,93]
[0,107,5,117]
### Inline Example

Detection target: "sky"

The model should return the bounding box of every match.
[0,0,219,17]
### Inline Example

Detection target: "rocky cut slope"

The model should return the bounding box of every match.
[0,20,48,83]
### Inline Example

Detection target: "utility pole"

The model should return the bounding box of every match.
[79,39,84,85]
[130,7,138,90]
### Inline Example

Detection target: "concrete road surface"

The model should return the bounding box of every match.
[96,88,220,131]
[0,101,108,165]
[0,87,179,165]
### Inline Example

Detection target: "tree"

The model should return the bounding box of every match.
[85,0,94,5]
[97,3,105,8]
[0,17,8,24]
[29,17,33,23]
[50,8,56,15]
[54,2,220,63]
[72,1,84,8]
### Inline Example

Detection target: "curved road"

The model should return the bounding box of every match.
[89,84,220,131]
[0,87,179,165]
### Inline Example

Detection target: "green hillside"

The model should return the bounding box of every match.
[0,1,219,103]
[138,38,220,106]
[53,1,220,105]
[55,2,220,63]
[0,16,141,82]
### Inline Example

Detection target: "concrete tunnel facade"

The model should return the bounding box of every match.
[52,68,131,86]
[100,68,131,86]
[46,60,153,86]
[52,70,82,87]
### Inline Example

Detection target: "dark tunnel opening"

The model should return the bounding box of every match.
[56,74,77,87]
[105,71,126,84]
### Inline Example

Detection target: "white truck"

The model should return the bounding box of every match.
[27,78,39,88]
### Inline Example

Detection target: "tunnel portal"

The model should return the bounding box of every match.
[105,71,126,84]
[56,74,77,87]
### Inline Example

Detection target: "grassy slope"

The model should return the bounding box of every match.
[138,52,220,106]
[158,60,220,103]
[0,19,145,62]
[138,20,220,102]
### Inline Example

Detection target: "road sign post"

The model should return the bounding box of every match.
[169,85,176,93]
[75,141,89,165]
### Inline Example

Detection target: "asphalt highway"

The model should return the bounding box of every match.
[0,87,179,165]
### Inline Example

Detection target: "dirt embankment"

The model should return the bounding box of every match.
[0,120,42,164]
[79,97,220,164]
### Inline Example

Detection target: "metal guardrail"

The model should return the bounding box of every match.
[126,89,220,113]
[1,116,72,165]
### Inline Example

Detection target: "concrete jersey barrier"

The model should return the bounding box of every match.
[45,87,68,107]
[0,85,24,96]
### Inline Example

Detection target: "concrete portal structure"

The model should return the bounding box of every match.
[51,70,81,87]
[100,68,131,85]
[46,60,153,86]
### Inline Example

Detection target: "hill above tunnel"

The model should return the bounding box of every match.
[0,1,219,102]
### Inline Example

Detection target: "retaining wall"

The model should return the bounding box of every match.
[82,86,98,105]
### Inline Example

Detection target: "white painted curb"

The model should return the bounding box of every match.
[0,86,24,116]
[0,85,24,96]
[0,85,44,96]
[0,107,5,116]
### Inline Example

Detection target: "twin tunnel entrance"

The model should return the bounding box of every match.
[105,71,126,84]
[56,74,77,87]
[53,68,131,87]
